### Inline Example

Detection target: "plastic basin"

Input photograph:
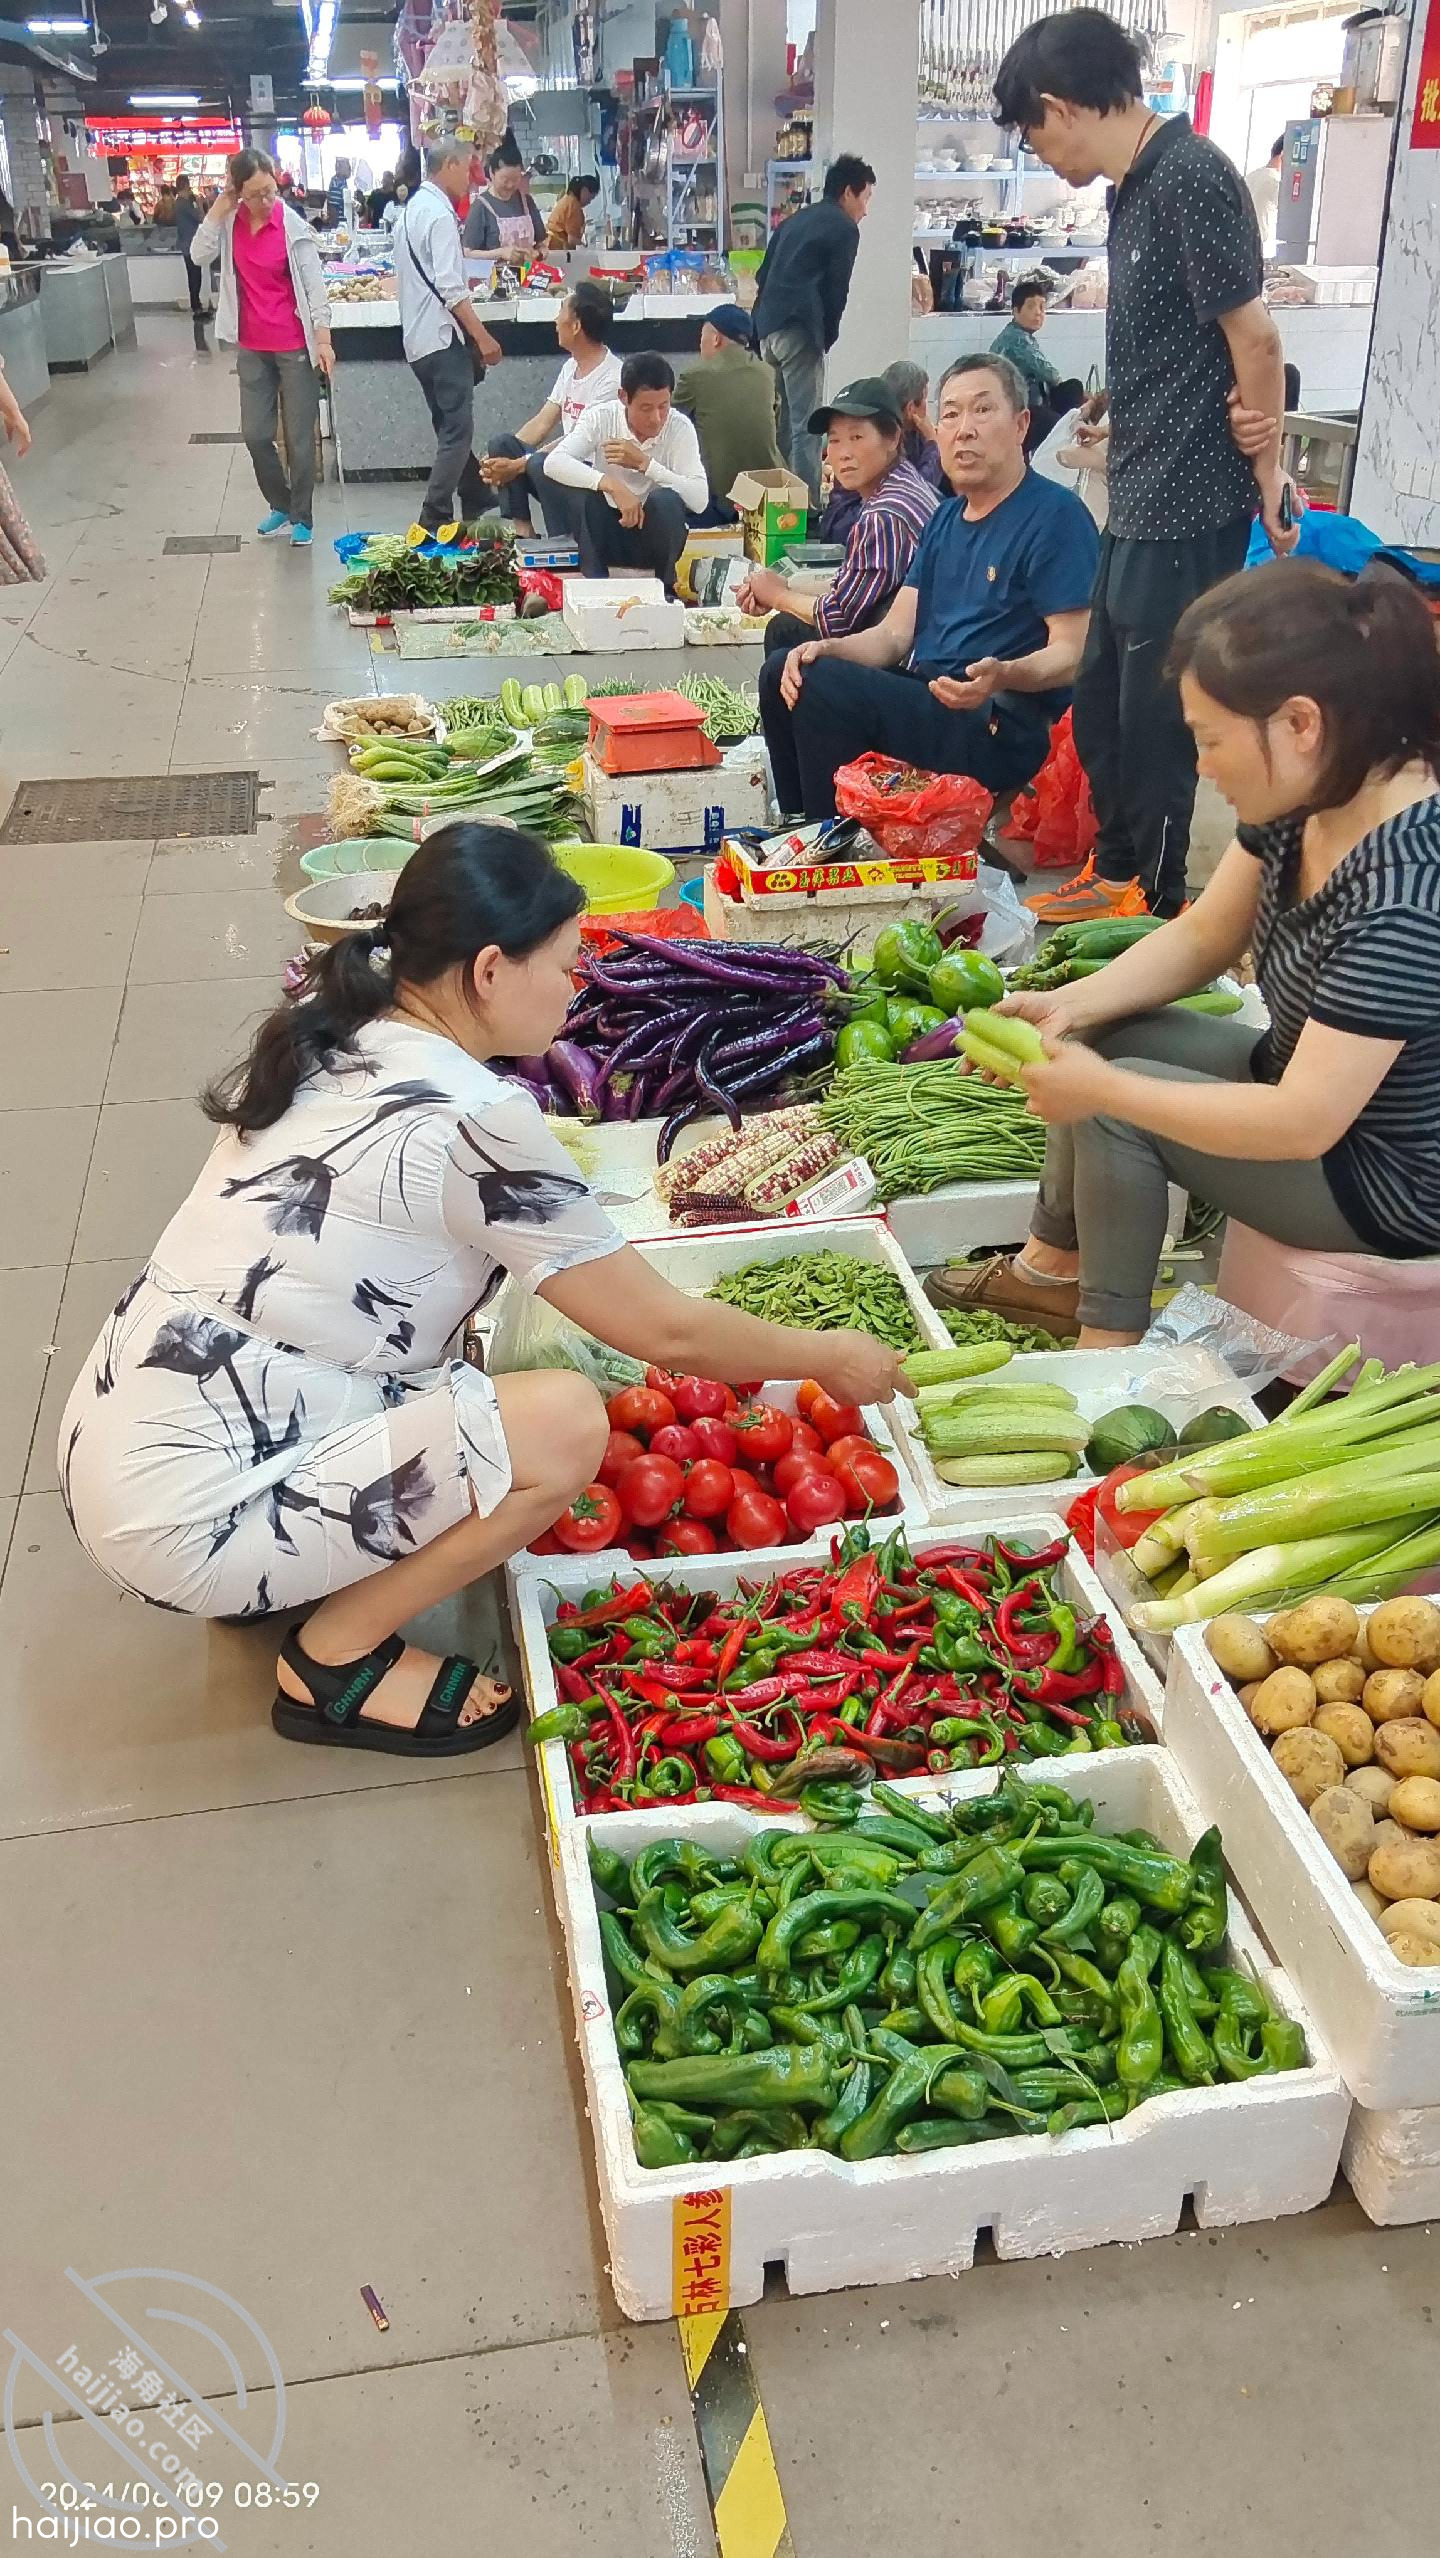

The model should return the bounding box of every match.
[552,840,675,915]
[299,837,414,882]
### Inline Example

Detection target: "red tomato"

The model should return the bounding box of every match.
[727,1466,763,1502]
[808,1392,866,1447]
[615,1452,685,1528]
[608,1385,677,1437]
[649,1423,701,1466]
[623,1530,654,1561]
[725,1487,789,1550]
[1095,1459,1169,1551]
[682,1458,735,1519]
[832,1444,901,1513]
[785,1469,848,1534]
[656,1517,718,1556]
[790,1416,825,1457]
[689,1415,738,1466]
[598,1427,646,1487]
[734,1382,764,1399]
[645,1366,682,1396]
[732,1402,794,1465]
[673,1376,728,1422]
[552,1482,623,1553]
[796,1379,824,1420]
[528,1528,562,1555]
[823,1433,876,1471]
[774,1448,835,1498]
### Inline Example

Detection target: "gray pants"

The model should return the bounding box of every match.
[484,432,587,544]
[761,326,824,504]
[1030,1009,1372,1333]
[237,348,320,528]
[410,338,486,531]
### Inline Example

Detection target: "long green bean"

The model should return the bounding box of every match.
[818,1062,1047,1199]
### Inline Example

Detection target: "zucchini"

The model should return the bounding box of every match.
[499,678,526,728]
[563,673,589,711]
[520,684,548,722]
[542,682,564,714]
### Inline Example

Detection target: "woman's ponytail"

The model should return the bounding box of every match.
[201,819,584,1138]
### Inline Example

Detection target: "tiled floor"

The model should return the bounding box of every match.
[1,317,1434,2558]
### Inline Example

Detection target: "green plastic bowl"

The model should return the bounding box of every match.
[299,837,414,882]
[552,840,675,915]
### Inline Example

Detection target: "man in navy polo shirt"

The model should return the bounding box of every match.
[758,352,1098,823]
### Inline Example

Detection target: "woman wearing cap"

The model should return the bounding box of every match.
[674,305,785,525]
[740,377,938,655]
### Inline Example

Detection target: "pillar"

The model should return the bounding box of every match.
[1351,9,1440,543]
[811,0,919,384]
[718,0,790,197]
[0,66,50,240]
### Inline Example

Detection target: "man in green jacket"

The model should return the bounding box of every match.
[674,305,784,522]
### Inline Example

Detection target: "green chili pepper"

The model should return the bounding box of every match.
[768,2005,849,2059]
[598,1911,652,1998]
[676,1975,773,2056]
[1048,1945,1118,2010]
[794,1931,887,2013]
[634,1890,764,1980]
[951,1940,998,2006]
[1261,2016,1306,2072]
[895,2117,1011,2151]
[773,1835,904,1886]
[980,1976,1025,2036]
[1048,2087,1131,2135]
[758,1887,917,1986]
[1158,1935,1215,2085]
[915,1936,967,2043]
[1023,1874,1072,1927]
[1045,1604,1083,1674]
[979,1890,1040,1963]
[630,2102,699,2168]
[588,1836,632,1905]
[872,1782,951,1843]
[547,1626,594,1664]
[1091,1892,1141,1971]
[527,1703,587,1745]
[615,1977,685,2060]
[1177,1826,1230,1957]
[1092,1719,1128,1751]
[1114,1924,1165,2093]
[911,1843,1025,1949]
[1039,1863,1108,1947]
[629,2048,836,2111]
[925,2060,990,2122]
[840,2030,948,2161]
[917,1830,996,1872]
[631,1840,717,1900]
[800,1782,864,1827]
[814,2059,874,2152]
[649,2101,715,2142]
[704,1733,750,1784]
[880,1942,918,2003]
[850,1815,933,1859]
[792,1918,864,1962]
[1170,1940,1218,2018]
[877,2006,928,2039]
[1018,1833,1195,1914]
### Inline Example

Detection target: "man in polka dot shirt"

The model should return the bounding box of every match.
[994,8,1298,916]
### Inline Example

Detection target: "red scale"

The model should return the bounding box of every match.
[587,689,723,776]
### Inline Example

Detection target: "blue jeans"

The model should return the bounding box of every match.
[757,654,1053,822]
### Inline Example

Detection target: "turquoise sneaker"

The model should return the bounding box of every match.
[290,523,313,550]
[256,509,288,537]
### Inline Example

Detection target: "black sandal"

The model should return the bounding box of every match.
[271,1628,520,1755]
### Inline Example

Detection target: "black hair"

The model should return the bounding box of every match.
[565,172,600,198]
[1270,132,1286,160]
[567,277,616,345]
[939,350,1029,413]
[1011,277,1049,311]
[993,8,1146,130]
[1169,560,1440,812]
[823,153,876,202]
[203,823,584,1136]
[621,350,674,398]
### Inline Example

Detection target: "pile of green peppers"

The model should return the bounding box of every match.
[592,1775,1307,2170]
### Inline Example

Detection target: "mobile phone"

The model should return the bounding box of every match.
[1279,478,1295,532]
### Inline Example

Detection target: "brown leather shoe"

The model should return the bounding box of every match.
[925,1252,1081,1336]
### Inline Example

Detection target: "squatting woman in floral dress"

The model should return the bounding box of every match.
[59,825,903,1756]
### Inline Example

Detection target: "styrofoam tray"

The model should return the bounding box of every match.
[886,1179,1189,1266]
[889,1343,1264,1529]
[1166,1617,1440,2111]
[1343,2102,1440,2226]
[552,1749,1347,2319]
[510,1513,1165,1844]
[622,1217,951,1357]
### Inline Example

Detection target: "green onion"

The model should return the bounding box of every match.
[1185,1428,1440,1564]
[1131,1520,1431,1631]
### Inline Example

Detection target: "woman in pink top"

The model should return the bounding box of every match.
[190,148,335,549]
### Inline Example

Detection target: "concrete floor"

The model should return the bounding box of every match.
[0,316,1434,2558]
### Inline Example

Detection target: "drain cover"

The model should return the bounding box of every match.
[163,534,243,555]
[188,432,245,445]
[0,772,260,843]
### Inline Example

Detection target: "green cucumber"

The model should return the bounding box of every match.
[542,682,564,713]
[563,673,589,711]
[499,679,526,728]
[520,684,548,722]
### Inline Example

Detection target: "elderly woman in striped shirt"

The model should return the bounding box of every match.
[740,376,937,656]
[934,559,1440,1350]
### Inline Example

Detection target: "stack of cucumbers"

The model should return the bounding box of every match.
[346,733,583,839]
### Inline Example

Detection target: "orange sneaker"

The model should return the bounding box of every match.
[1026,859,1151,923]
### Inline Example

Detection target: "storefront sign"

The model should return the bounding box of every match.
[86,118,242,152]
[1412,0,1440,146]
[249,73,274,116]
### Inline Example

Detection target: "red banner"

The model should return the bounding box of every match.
[1412,0,1440,147]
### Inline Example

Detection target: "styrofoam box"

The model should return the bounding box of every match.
[887,1178,1189,1265]
[1166,1620,1440,2111]
[889,1343,1263,1530]
[509,1514,1165,1844]
[1342,2103,1440,2226]
[626,1216,952,1358]
[583,748,771,855]
[561,578,688,653]
[551,1750,1347,2320]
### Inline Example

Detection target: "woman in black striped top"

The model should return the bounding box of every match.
[945,559,1440,1346]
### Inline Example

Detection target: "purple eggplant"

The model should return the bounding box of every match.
[728,1031,831,1097]
[657,1098,704,1164]
[902,1017,966,1063]
[709,1009,824,1072]
[547,1038,605,1118]
[693,1026,742,1130]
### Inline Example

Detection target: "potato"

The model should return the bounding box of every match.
[1363,1668,1425,1724]
[1346,1764,1397,1814]
[1382,1929,1440,1967]
[1366,1596,1440,1672]
[1352,1879,1389,1922]
[1309,1785,1376,1880]
[1271,1726,1346,1808]
[1389,1776,1440,1833]
[1371,1818,1408,1859]
[1314,1702,1374,1768]
[1423,1669,1440,1733]
[1248,1666,1317,1736]
[1378,1898,1440,1950]
[1205,1614,1278,1685]
[1369,1829,1440,1902]
[1313,1657,1367,1706]
[1266,1597,1361,1669]
[1354,1624,1379,1674]
[1374,1718,1440,1781]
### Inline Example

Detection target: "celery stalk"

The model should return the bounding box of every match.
[1130,1521,1424,1631]
[1282,1339,1363,1419]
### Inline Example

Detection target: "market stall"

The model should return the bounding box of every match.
[34,251,135,371]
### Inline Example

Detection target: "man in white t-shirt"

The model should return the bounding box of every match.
[480,280,621,543]
[544,351,708,593]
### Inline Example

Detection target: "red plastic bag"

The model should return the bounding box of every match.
[1001,711,1097,869]
[517,567,564,614]
[833,754,992,863]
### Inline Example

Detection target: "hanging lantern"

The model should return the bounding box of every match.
[301,101,332,131]
[359,47,383,138]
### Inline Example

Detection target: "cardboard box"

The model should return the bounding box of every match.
[728,465,811,564]
[676,521,745,601]
[724,833,978,899]
[583,748,770,852]
[559,576,687,652]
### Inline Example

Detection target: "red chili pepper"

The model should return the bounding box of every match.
[829,1550,880,1627]
[1014,1660,1105,1706]
[879,1595,934,1624]
[707,1784,789,1813]
[605,1699,637,1787]
[784,1648,863,1680]
[993,1534,1068,1573]
[724,1707,805,1762]
[992,1583,1058,1663]
[1021,1691,1094,1728]
[1100,1649,1126,1699]
[1066,1483,1101,1564]
[724,1676,793,1709]
[715,1614,757,1685]
[938,1567,991,1609]
[567,1581,657,1630]
[660,1711,723,1747]
[850,1646,926,1673]
[620,1670,675,1709]
[553,1663,590,1703]
[786,1674,862,1716]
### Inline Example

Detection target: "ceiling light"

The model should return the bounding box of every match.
[27,18,91,31]
[326,75,399,89]
[149,2,165,19]
[128,91,200,105]
[183,6,200,21]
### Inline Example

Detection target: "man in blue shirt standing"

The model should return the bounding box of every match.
[758,353,1098,822]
